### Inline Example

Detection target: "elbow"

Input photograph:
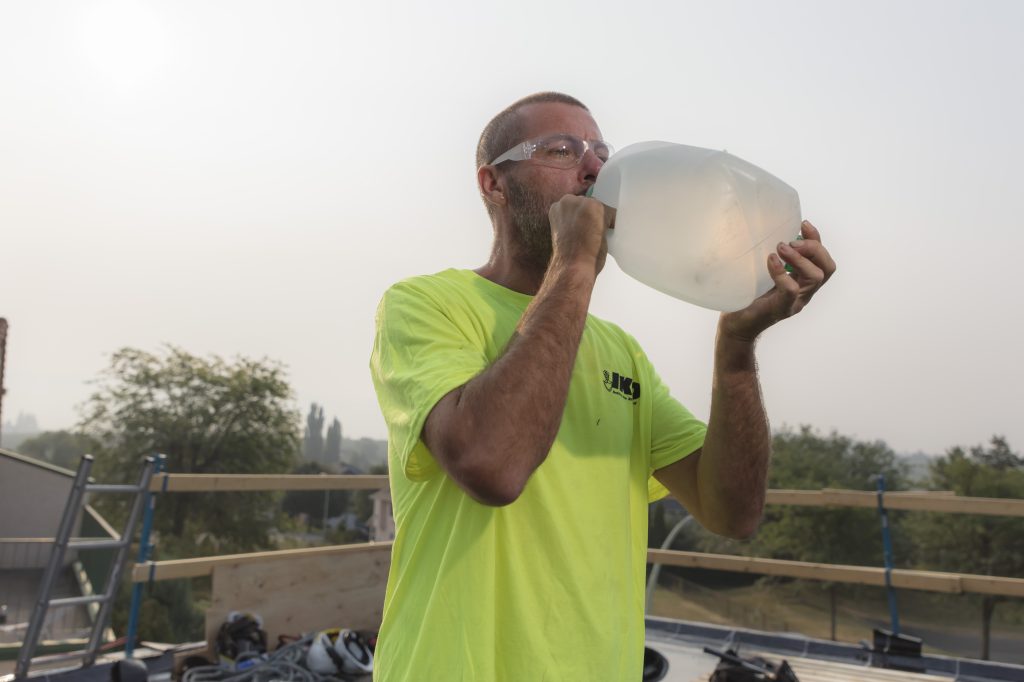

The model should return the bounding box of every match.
[458,462,526,507]
[469,481,523,507]
[704,506,762,541]
[720,517,760,541]
[441,443,528,507]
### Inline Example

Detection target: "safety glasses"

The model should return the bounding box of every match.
[490,133,614,169]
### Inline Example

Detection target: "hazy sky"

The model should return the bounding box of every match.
[2,0,1022,456]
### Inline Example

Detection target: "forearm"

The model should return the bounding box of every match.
[434,258,596,503]
[697,322,772,538]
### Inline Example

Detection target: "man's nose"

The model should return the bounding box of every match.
[579,149,604,183]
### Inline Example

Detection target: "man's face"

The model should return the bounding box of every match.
[501,103,606,264]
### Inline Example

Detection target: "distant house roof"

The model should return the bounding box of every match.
[0,447,78,477]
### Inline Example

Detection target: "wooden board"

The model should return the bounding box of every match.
[766,488,1024,516]
[205,544,390,653]
[132,541,393,582]
[693,650,953,682]
[150,474,389,492]
[146,476,1024,516]
[647,549,1024,597]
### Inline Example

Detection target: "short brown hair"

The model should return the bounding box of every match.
[476,92,590,170]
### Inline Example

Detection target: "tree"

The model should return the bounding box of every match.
[281,460,350,526]
[325,418,342,465]
[80,346,300,552]
[303,403,325,463]
[689,426,911,638]
[349,463,388,526]
[905,436,1024,659]
[699,425,910,566]
[17,430,100,470]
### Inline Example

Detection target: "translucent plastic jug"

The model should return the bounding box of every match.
[590,141,802,312]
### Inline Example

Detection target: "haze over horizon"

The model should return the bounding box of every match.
[3,1,1022,457]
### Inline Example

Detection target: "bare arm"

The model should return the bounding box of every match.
[422,197,612,506]
[655,220,837,538]
[653,331,768,539]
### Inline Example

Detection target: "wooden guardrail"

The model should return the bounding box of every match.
[131,541,393,582]
[146,474,1024,517]
[646,549,1024,598]
[129,541,1024,599]
[766,489,1024,516]
[129,475,1024,599]
[149,473,389,492]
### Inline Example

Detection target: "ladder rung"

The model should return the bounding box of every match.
[85,484,142,493]
[69,538,127,550]
[28,648,87,664]
[50,594,108,607]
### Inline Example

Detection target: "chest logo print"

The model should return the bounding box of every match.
[603,370,641,402]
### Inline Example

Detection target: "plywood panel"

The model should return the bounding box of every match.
[205,545,390,653]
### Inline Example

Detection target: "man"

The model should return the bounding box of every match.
[369,92,835,681]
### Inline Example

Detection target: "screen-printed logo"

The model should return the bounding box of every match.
[603,370,641,402]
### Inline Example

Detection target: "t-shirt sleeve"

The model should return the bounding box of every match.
[370,280,489,481]
[643,356,707,503]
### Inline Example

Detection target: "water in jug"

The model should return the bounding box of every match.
[589,141,802,312]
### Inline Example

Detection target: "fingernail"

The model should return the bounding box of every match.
[790,240,804,248]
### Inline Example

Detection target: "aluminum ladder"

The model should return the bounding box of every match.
[14,454,159,679]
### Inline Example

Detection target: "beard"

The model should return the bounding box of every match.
[505,174,554,267]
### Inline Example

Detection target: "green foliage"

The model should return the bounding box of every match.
[303,403,325,463]
[767,425,909,491]
[108,562,205,644]
[342,437,387,472]
[281,460,351,525]
[16,430,100,470]
[325,418,342,465]
[904,436,1024,658]
[348,463,388,523]
[696,425,910,567]
[906,436,1024,577]
[80,346,300,552]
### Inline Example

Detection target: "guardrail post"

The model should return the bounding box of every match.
[124,454,166,657]
[875,474,901,634]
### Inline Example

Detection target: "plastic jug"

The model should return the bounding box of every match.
[589,141,802,312]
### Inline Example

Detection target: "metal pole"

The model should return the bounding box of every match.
[15,455,94,679]
[876,474,901,634]
[645,513,694,613]
[323,489,330,539]
[124,455,165,658]
[0,318,8,444]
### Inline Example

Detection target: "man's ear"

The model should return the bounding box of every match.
[477,165,506,209]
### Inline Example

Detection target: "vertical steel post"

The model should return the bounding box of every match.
[876,474,901,635]
[123,455,165,658]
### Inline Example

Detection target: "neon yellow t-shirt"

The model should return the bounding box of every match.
[369,269,706,682]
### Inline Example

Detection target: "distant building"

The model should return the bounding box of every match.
[368,488,394,542]
[0,449,118,645]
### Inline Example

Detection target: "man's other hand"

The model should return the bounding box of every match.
[721,220,836,342]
